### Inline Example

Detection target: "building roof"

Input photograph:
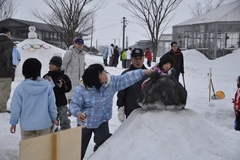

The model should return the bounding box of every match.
[3,18,61,32]
[174,0,240,26]
[1,18,88,36]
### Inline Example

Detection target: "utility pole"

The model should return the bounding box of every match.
[96,39,98,49]
[126,36,129,48]
[90,18,93,54]
[122,17,127,50]
[113,38,116,45]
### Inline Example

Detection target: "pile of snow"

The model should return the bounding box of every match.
[16,39,65,79]
[89,109,238,160]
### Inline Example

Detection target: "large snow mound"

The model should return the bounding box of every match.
[89,109,239,160]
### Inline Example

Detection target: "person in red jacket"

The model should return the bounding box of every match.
[144,48,152,67]
[233,76,240,131]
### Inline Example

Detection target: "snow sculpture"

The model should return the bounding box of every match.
[139,70,187,110]
[28,26,37,39]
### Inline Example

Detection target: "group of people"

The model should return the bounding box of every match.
[9,36,87,139]
[104,45,153,69]
[3,26,239,160]
[119,47,153,69]
[103,44,120,67]
[0,27,186,159]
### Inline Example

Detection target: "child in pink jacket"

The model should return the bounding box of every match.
[151,54,174,75]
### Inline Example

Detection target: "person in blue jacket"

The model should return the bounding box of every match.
[69,63,153,159]
[10,58,58,140]
[11,44,21,81]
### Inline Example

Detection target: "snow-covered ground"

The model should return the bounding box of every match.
[0,38,239,160]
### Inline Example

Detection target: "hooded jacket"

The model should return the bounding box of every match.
[69,69,146,128]
[10,77,57,131]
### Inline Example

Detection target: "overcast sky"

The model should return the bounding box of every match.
[13,0,235,47]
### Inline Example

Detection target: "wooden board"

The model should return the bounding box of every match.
[19,127,82,160]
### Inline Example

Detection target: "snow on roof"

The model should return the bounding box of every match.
[174,0,240,26]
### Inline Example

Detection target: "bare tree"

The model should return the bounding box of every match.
[0,0,18,21]
[120,0,183,62]
[31,0,106,47]
[188,0,225,17]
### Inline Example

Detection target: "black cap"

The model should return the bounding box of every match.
[49,56,62,67]
[131,48,144,57]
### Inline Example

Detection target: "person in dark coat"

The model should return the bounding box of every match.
[165,42,184,81]
[117,48,149,122]
[113,45,119,67]
[43,56,72,130]
[0,27,14,113]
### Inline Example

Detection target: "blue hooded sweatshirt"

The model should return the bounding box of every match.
[10,77,57,131]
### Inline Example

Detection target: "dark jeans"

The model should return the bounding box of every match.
[122,59,126,68]
[235,111,240,131]
[80,122,112,159]
[147,60,151,67]
[103,58,108,66]
[109,57,114,66]
[126,59,131,68]
[113,56,119,67]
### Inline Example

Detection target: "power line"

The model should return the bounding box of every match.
[96,23,120,30]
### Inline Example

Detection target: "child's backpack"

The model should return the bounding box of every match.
[103,47,108,59]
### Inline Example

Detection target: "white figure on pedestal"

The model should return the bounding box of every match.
[28,26,37,39]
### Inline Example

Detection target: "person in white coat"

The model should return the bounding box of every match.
[62,37,86,103]
[126,47,132,68]
[108,44,114,66]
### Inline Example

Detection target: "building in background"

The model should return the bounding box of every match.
[129,34,172,57]
[0,18,99,54]
[172,1,240,59]
[0,18,66,48]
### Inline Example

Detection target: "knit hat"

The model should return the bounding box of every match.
[73,37,84,44]
[159,54,174,68]
[131,48,144,57]
[49,56,62,67]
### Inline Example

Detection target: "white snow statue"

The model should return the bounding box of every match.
[28,26,37,39]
